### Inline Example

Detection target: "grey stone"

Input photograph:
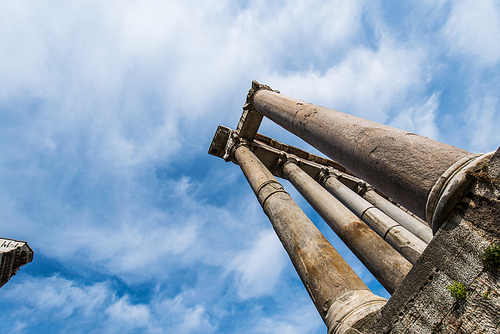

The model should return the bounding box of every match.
[0,238,33,288]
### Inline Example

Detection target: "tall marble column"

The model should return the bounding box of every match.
[318,169,427,264]
[281,159,412,293]
[248,81,472,224]
[233,144,386,334]
[360,187,433,244]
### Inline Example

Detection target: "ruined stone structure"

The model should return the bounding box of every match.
[0,238,33,288]
[209,81,500,333]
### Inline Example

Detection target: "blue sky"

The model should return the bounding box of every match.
[1,0,500,333]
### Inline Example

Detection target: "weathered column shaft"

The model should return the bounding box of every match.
[320,174,427,264]
[282,160,411,293]
[251,88,471,219]
[233,145,386,333]
[361,188,433,244]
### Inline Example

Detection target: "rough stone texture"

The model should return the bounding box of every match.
[210,83,500,333]
[282,160,411,294]
[0,238,33,288]
[362,189,433,244]
[252,88,470,219]
[233,145,387,334]
[367,147,500,333]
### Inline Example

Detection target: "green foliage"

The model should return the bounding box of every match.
[482,243,500,273]
[446,281,467,299]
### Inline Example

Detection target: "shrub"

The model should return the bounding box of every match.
[482,243,500,273]
[446,281,467,299]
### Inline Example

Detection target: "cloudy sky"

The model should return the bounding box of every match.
[1,0,500,333]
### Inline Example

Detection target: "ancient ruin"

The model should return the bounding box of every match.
[209,81,500,333]
[0,238,33,288]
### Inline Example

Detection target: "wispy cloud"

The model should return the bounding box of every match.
[389,92,441,140]
[266,39,426,124]
[443,0,500,67]
[229,229,286,299]
[1,275,214,334]
[464,95,499,152]
[1,0,499,333]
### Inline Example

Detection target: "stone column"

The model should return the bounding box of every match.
[281,159,411,293]
[233,144,387,334]
[318,169,427,264]
[360,187,433,244]
[248,82,472,222]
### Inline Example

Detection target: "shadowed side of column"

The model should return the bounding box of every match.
[319,172,427,264]
[251,87,471,220]
[233,144,386,334]
[361,188,433,244]
[282,160,412,293]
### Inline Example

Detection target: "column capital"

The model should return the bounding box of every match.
[275,151,301,172]
[236,81,280,141]
[243,80,278,112]
[426,151,495,233]
[318,167,341,186]
[208,125,253,163]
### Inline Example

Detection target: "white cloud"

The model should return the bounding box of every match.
[106,296,152,328]
[265,39,426,124]
[230,229,287,299]
[0,170,272,286]
[389,92,441,140]
[2,276,109,322]
[0,275,215,334]
[465,95,499,152]
[1,0,499,333]
[152,294,215,334]
[443,0,500,66]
